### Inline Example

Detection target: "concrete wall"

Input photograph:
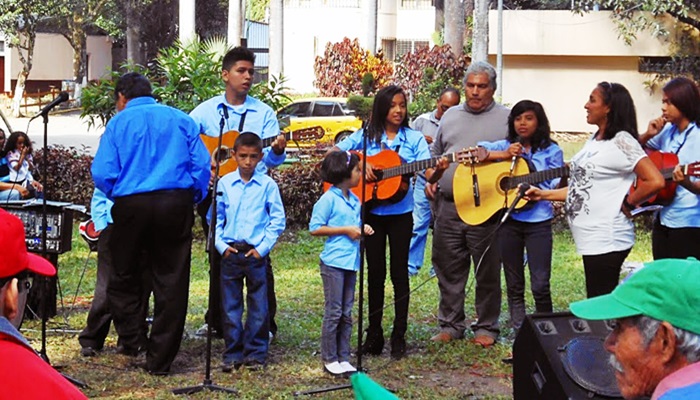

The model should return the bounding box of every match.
[489,10,670,132]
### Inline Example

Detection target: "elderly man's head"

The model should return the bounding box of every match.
[0,209,55,322]
[463,61,497,113]
[570,258,700,399]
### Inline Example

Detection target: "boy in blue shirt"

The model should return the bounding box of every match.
[214,133,286,371]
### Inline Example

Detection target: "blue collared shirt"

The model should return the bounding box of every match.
[478,139,564,223]
[189,94,285,175]
[92,97,211,203]
[309,186,362,271]
[215,169,286,256]
[335,127,430,215]
[90,188,113,231]
[646,121,700,228]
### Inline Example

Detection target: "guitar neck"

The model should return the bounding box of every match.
[380,152,460,179]
[508,166,570,189]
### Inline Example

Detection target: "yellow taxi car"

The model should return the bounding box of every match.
[277,97,362,146]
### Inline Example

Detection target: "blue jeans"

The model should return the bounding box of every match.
[0,188,21,202]
[408,176,432,275]
[320,262,356,363]
[498,219,553,330]
[220,250,269,364]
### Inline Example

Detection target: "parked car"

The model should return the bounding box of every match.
[277,97,362,146]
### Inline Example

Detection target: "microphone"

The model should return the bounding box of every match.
[30,91,70,120]
[509,137,522,174]
[500,183,531,224]
[219,103,229,120]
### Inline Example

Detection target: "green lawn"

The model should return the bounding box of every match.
[20,221,653,399]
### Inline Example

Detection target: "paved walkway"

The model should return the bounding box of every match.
[2,109,103,156]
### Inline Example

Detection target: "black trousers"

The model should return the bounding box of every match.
[197,193,278,335]
[364,212,412,339]
[109,190,193,373]
[78,225,152,350]
[652,217,700,260]
[582,248,631,298]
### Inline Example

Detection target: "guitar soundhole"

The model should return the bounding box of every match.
[214,148,228,163]
[499,177,511,192]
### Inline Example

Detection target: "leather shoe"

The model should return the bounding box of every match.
[116,345,142,356]
[474,335,496,348]
[430,332,453,343]
[80,347,98,357]
[390,336,406,360]
[360,329,384,356]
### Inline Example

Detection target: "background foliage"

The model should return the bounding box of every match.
[269,158,323,230]
[33,146,95,207]
[313,38,394,97]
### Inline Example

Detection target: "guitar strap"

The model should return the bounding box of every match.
[238,110,248,132]
[672,124,695,155]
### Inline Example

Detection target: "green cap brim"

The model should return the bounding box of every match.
[570,293,642,321]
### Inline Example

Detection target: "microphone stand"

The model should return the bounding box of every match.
[173,108,236,395]
[35,110,88,389]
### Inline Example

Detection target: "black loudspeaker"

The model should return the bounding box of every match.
[513,311,623,400]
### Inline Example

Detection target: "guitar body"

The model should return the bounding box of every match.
[453,158,531,225]
[200,130,241,176]
[630,150,679,206]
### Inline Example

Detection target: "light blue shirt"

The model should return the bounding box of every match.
[478,139,564,223]
[189,94,285,175]
[90,188,113,231]
[0,158,10,182]
[215,169,286,257]
[646,121,700,228]
[92,97,211,203]
[309,186,361,271]
[335,126,430,215]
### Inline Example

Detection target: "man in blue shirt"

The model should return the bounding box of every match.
[91,72,210,375]
[190,46,287,340]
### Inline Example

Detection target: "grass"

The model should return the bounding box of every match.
[20,221,654,399]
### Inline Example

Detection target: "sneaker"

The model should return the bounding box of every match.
[323,361,345,376]
[269,331,274,344]
[474,334,496,348]
[194,323,223,339]
[243,359,266,371]
[222,361,242,373]
[80,347,98,357]
[339,361,357,373]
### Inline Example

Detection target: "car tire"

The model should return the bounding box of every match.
[334,131,353,145]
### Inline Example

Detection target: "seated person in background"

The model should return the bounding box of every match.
[570,258,700,400]
[0,208,88,399]
[0,129,29,202]
[3,131,42,199]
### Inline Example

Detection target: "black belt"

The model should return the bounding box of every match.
[228,242,254,252]
[440,192,454,202]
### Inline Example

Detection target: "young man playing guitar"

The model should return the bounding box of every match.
[190,46,287,341]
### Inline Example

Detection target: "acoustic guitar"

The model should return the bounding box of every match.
[200,126,324,176]
[453,158,569,226]
[629,150,700,206]
[323,148,480,207]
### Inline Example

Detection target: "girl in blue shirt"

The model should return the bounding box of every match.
[310,151,373,376]
[478,100,564,331]
[335,85,434,359]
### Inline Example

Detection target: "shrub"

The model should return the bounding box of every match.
[33,145,94,208]
[394,45,468,118]
[313,38,393,97]
[269,158,323,230]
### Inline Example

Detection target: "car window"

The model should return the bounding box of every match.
[279,101,311,117]
[312,102,335,117]
[331,103,345,117]
[338,101,355,116]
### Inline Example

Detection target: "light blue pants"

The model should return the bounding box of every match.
[408,176,432,276]
[0,188,21,202]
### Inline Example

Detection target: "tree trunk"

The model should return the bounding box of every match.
[472,0,489,62]
[269,0,283,77]
[11,71,27,118]
[366,0,378,53]
[444,0,465,57]
[125,1,144,65]
[434,0,444,33]
[11,32,35,117]
[72,11,87,83]
[228,0,242,47]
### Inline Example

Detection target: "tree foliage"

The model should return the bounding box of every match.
[578,0,700,82]
[313,38,394,97]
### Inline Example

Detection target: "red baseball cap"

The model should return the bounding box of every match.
[0,209,56,279]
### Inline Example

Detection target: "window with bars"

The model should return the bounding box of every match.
[382,39,396,62]
[399,0,433,9]
[396,40,429,58]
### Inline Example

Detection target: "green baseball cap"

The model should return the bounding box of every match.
[570,258,700,335]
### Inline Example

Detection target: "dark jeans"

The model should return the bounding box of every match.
[582,248,631,298]
[78,225,152,350]
[197,195,278,336]
[220,250,269,364]
[320,262,356,363]
[364,212,412,339]
[109,190,193,374]
[652,217,700,260]
[498,219,553,330]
